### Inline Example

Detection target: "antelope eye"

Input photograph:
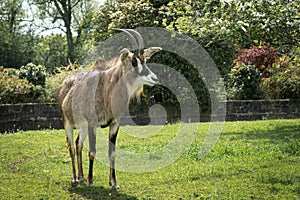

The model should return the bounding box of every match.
[132,57,137,67]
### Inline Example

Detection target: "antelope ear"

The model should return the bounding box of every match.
[120,48,133,61]
[144,47,162,60]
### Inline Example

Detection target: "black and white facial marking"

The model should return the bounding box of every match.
[132,56,158,86]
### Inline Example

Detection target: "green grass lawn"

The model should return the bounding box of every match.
[0,119,299,199]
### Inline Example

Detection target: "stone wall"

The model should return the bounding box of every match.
[225,99,300,121]
[0,99,299,133]
[0,103,62,133]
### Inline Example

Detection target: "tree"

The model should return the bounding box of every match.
[0,0,25,33]
[92,0,238,75]
[32,34,68,72]
[0,0,36,68]
[92,0,158,42]
[71,0,96,63]
[32,0,96,63]
[159,0,300,74]
[32,0,76,62]
[220,0,300,52]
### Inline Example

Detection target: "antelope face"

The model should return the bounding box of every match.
[114,27,162,86]
[132,55,158,86]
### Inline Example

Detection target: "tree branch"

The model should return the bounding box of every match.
[71,0,80,9]
[53,0,65,19]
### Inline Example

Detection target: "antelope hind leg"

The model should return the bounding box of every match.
[65,122,78,186]
[76,127,89,183]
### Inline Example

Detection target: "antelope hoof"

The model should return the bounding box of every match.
[87,178,93,187]
[71,180,79,187]
[78,177,87,183]
[109,181,119,189]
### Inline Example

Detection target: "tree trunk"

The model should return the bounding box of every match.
[65,20,74,62]
[52,0,74,63]
[64,0,74,63]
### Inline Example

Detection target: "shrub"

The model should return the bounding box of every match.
[148,51,210,112]
[45,62,82,103]
[3,67,19,77]
[226,63,262,100]
[261,54,300,99]
[0,62,83,104]
[236,45,279,78]
[18,63,47,87]
[0,72,45,104]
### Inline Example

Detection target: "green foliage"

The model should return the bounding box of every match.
[92,0,157,42]
[261,54,300,99]
[149,51,210,112]
[157,0,300,75]
[4,63,47,86]
[44,62,83,103]
[0,0,25,32]
[18,63,47,87]
[0,31,36,68]
[232,0,300,53]
[0,0,36,68]
[32,35,68,73]
[158,0,237,75]
[0,62,84,104]
[92,0,300,79]
[0,72,45,104]
[0,63,46,104]
[226,63,262,100]
[0,120,299,199]
[0,0,96,69]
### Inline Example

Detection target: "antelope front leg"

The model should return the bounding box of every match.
[87,125,96,186]
[109,122,120,189]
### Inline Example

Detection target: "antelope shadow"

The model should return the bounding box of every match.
[68,185,138,200]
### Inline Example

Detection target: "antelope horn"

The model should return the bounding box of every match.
[124,29,144,52]
[111,28,138,51]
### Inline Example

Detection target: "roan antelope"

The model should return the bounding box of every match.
[58,28,162,189]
